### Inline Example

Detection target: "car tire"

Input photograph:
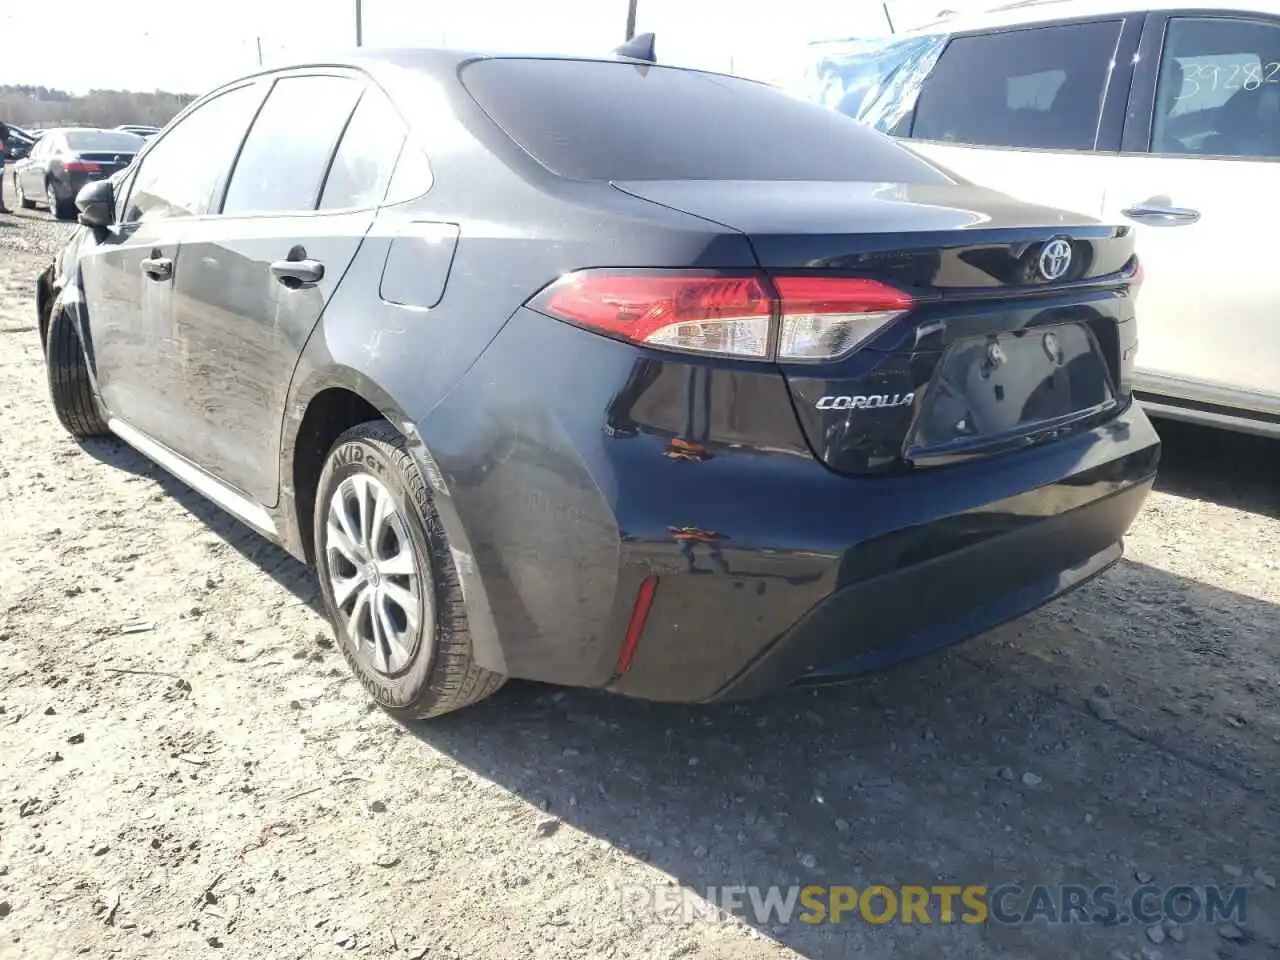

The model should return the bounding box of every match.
[46,180,71,221]
[313,421,505,719]
[45,309,109,440]
[16,175,35,210]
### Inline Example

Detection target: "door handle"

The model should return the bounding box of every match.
[140,256,173,280]
[1120,204,1201,226]
[270,258,325,288]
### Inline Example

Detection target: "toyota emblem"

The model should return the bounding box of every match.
[1038,238,1073,282]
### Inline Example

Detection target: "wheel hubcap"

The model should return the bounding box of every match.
[323,474,428,676]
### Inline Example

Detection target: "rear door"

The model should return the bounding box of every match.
[1103,11,1280,408]
[169,72,407,505]
[896,16,1142,219]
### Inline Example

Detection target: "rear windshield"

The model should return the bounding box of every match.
[460,57,950,183]
[64,130,145,152]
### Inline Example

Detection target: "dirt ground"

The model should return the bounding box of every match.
[0,207,1277,960]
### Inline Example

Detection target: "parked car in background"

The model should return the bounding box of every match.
[797,0,1280,438]
[39,50,1157,719]
[14,128,144,219]
[4,127,34,162]
[115,124,161,138]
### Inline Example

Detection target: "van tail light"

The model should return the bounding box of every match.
[527,270,913,361]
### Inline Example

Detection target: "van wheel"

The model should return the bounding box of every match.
[313,421,505,719]
[45,310,109,439]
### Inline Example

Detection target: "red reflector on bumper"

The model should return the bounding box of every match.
[614,574,659,677]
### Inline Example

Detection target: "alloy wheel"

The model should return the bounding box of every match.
[324,473,429,675]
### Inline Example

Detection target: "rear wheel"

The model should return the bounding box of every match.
[45,309,109,440]
[46,180,71,220]
[16,175,34,210]
[313,421,505,719]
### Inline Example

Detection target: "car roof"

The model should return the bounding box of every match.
[221,47,734,88]
[907,0,1280,34]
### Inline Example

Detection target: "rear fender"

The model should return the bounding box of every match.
[278,364,508,677]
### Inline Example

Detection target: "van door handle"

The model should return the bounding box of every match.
[270,258,325,288]
[1121,204,1201,226]
[139,256,173,280]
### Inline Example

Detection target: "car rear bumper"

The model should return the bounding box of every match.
[422,308,1160,703]
[605,406,1157,703]
[708,477,1144,701]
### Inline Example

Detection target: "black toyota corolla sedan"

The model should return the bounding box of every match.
[15,127,144,219]
[38,49,1158,718]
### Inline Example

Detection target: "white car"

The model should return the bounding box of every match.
[796,0,1280,437]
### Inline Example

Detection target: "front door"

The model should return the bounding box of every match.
[77,215,182,440]
[77,79,270,449]
[1104,13,1280,405]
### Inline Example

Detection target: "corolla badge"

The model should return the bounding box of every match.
[1038,238,1073,281]
[816,393,915,411]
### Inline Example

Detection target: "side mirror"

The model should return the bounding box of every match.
[76,178,115,229]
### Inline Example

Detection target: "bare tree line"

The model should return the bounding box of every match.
[1,85,196,130]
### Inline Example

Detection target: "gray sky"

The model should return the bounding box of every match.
[1,0,969,94]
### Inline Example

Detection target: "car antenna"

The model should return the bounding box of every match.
[883,2,897,33]
[614,32,656,63]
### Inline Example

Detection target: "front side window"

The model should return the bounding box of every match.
[222,75,362,216]
[911,20,1123,150]
[1151,17,1280,159]
[123,83,264,224]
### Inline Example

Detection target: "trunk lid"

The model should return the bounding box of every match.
[614,179,1140,475]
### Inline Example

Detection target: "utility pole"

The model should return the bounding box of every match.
[625,0,638,41]
[255,36,264,66]
[882,1,896,34]
[355,0,364,46]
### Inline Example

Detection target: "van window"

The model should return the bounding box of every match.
[911,20,1123,150]
[1151,17,1280,159]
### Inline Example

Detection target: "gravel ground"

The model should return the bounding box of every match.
[0,208,1277,960]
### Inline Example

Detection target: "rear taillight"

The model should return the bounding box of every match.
[532,272,773,358]
[773,276,913,361]
[63,159,101,174]
[527,270,913,361]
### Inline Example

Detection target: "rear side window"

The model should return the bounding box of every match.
[319,87,408,210]
[460,58,950,183]
[223,75,362,215]
[911,20,1123,150]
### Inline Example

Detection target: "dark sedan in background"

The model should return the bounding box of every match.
[38,49,1157,720]
[14,128,143,219]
